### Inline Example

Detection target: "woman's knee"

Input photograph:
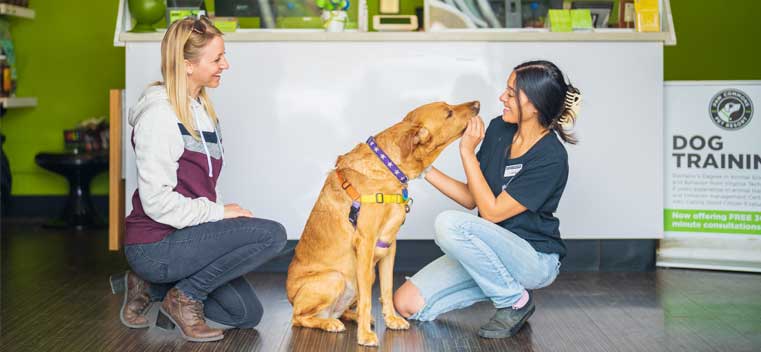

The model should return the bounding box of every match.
[393,281,425,318]
[227,217,287,252]
[269,221,288,253]
[433,210,470,251]
[253,219,288,253]
[258,218,287,252]
[226,278,265,328]
[237,298,264,328]
[218,299,262,328]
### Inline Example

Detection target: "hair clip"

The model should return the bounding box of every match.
[560,87,582,127]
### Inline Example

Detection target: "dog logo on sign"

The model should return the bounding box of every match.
[709,89,753,130]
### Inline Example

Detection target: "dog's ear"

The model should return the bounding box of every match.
[401,126,431,159]
[415,127,431,145]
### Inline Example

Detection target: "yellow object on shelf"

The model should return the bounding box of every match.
[570,9,593,31]
[213,17,238,32]
[634,0,660,32]
[548,9,572,32]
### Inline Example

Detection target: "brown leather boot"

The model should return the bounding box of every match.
[157,288,224,342]
[118,271,152,328]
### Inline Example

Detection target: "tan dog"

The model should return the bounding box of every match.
[286,101,480,346]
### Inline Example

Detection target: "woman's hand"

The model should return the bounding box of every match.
[460,115,485,155]
[224,203,254,219]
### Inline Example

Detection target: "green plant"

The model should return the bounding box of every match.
[315,0,349,11]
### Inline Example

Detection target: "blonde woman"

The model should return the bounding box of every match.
[114,17,286,342]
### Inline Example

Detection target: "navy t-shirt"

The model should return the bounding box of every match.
[476,117,568,259]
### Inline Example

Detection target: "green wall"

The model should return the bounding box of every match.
[664,0,761,80]
[1,0,124,196]
[1,0,759,196]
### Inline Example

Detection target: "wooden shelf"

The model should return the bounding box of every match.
[0,96,37,108]
[0,4,34,19]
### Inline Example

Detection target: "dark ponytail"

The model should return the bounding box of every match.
[513,60,581,145]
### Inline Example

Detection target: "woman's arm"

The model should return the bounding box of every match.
[424,166,476,210]
[459,116,527,223]
[134,105,225,227]
[460,151,526,222]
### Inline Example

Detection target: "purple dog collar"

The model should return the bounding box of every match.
[367,136,409,185]
[376,240,391,248]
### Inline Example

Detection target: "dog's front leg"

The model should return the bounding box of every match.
[378,242,410,330]
[356,234,379,347]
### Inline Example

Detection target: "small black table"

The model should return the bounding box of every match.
[34,151,108,229]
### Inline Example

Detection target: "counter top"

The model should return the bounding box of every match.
[118,29,673,44]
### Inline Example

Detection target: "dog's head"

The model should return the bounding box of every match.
[399,101,480,168]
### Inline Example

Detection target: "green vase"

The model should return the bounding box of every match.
[128,0,166,33]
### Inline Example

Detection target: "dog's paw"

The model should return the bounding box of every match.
[341,311,376,327]
[357,330,379,347]
[384,315,410,330]
[321,319,346,332]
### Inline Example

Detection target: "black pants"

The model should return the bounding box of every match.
[125,217,287,328]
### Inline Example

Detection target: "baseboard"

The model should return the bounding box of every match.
[3,195,109,218]
[657,234,761,273]
[564,239,656,272]
[2,196,655,272]
[258,239,656,273]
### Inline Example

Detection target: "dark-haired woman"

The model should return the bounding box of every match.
[393,60,582,338]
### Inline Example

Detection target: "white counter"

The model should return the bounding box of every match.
[121,37,665,240]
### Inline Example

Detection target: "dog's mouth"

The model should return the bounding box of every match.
[458,123,468,135]
[444,122,470,145]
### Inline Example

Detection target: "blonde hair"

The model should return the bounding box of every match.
[154,16,224,140]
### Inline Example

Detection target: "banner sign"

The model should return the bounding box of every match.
[665,81,761,236]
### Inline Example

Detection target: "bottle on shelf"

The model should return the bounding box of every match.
[0,53,7,98]
[2,57,10,95]
[618,0,635,29]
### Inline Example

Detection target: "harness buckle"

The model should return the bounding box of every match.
[348,202,360,229]
[375,193,384,203]
[341,181,351,190]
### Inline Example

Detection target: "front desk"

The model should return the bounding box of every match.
[117,26,673,240]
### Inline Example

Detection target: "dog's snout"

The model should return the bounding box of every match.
[470,101,480,114]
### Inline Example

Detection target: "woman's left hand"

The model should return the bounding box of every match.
[460,115,485,154]
[224,203,254,219]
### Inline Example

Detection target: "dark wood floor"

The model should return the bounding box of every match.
[1,219,760,352]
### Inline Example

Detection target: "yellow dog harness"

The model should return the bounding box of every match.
[335,137,413,248]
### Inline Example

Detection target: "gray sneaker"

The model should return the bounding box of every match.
[478,293,535,339]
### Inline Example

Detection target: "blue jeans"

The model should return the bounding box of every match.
[125,217,287,328]
[408,210,561,321]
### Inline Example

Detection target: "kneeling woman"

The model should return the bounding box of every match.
[114,16,286,342]
[394,60,581,339]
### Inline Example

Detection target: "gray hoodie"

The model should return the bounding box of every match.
[124,85,225,245]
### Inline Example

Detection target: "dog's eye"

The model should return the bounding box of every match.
[446,110,453,119]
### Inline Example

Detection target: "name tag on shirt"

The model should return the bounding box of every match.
[502,163,523,190]
[504,164,523,178]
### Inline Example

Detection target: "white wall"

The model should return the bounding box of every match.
[125,41,664,239]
